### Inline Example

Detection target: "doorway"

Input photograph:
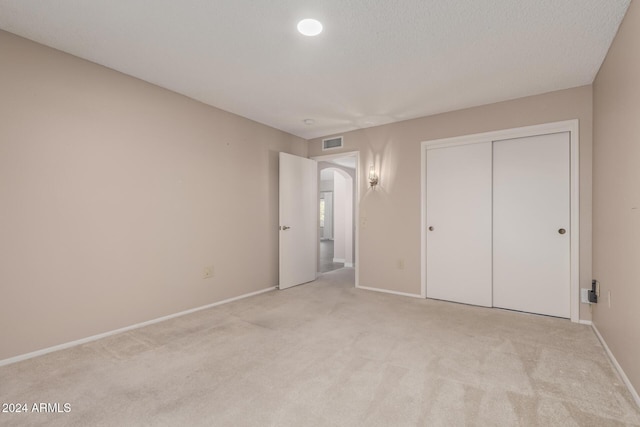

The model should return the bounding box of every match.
[319,190,343,272]
[421,120,580,322]
[312,152,359,283]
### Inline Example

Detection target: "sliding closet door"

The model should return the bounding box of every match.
[493,132,571,318]
[426,142,492,307]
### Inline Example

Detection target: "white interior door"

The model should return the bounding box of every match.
[493,132,571,318]
[426,142,492,307]
[279,152,318,289]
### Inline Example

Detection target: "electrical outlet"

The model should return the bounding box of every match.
[202,266,214,279]
[580,288,590,304]
[397,259,405,270]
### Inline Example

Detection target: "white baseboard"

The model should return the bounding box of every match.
[333,258,345,263]
[0,286,276,367]
[356,285,422,299]
[344,262,354,268]
[592,323,640,408]
[578,319,593,326]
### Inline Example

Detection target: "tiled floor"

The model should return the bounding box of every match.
[319,239,344,273]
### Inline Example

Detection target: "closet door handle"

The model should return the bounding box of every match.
[428,226,434,231]
[558,228,566,235]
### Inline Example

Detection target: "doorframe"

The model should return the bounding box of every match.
[420,120,580,322]
[311,151,360,286]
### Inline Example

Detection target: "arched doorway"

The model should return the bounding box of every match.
[319,166,354,272]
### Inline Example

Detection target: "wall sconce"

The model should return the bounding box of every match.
[368,165,379,188]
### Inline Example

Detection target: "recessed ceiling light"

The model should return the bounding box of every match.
[297,19,323,36]
[303,118,315,125]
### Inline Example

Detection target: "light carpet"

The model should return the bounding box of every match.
[1,268,639,426]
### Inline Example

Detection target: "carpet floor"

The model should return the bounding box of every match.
[1,268,639,426]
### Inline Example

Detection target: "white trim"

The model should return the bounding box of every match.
[592,323,640,408]
[579,319,593,326]
[344,262,354,268]
[0,286,276,367]
[420,120,581,323]
[311,150,360,287]
[569,122,580,323]
[420,139,428,298]
[333,257,345,263]
[422,120,579,150]
[356,285,422,299]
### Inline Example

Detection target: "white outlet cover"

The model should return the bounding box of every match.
[580,288,590,304]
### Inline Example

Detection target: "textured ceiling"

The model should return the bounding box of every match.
[0,1,630,139]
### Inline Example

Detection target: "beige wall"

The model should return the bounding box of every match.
[593,1,640,395]
[309,85,593,320]
[0,31,307,360]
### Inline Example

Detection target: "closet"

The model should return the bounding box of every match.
[425,130,572,318]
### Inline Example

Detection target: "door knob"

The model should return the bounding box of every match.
[558,228,566,235]
[428,226,434,231]
[281,226,291,230]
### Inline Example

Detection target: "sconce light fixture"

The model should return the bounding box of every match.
[368,165,378,188]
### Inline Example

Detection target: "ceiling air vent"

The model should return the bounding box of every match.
[322,136,343,151]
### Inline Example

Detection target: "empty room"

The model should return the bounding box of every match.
[1,1,639,425]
